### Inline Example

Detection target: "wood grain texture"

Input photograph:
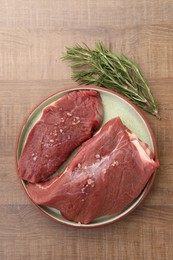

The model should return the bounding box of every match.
[0,0,173,259]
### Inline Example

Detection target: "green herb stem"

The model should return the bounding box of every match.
[63,42,160,119]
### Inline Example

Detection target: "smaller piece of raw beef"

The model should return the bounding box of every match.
[18,90,103,183]
[27,117,159,224]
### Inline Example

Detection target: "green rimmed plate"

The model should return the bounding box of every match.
[16,86,158,228]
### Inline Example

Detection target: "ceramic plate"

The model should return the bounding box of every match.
[16,86,158,228]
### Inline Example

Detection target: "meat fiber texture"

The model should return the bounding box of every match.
[27,117,159,224]
[18,90,103,183]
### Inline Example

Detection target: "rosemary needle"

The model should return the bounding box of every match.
[63,42,160,119]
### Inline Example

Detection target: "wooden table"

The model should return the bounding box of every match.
[1,1,173,259]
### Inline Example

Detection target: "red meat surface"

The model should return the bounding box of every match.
[27,117,159,224]
[18,90,103,183]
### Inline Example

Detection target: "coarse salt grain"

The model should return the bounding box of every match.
[112,161,119,167]
[67,112,72,117]
[95,154,100,159]
[78,163,81,168]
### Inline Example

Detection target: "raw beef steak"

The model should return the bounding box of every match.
[18,90,103,183]
[27,117,159,224]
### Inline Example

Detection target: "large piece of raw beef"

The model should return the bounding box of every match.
[18,90,103,183]
[27,117,159,224]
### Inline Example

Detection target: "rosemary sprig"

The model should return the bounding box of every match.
[63,42,160,119]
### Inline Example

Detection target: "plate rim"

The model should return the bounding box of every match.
[15,85,158,228]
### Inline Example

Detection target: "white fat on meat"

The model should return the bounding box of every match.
[127,131,155,164]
